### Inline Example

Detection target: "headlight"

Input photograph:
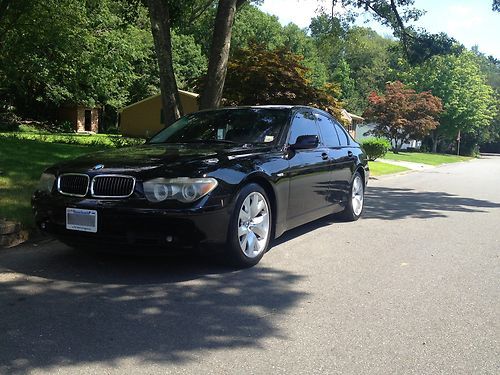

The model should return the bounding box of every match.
[143,177,218,203]
[37,172,56,193]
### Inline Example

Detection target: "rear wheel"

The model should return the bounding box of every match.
[226,183,272,267]
[338,171,364,221]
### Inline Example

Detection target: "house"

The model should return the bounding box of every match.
[340,109,364,138]
[119,90,199,138]
[354,122,422,150]
[58,104,99,133]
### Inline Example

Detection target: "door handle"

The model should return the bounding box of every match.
[321,152,329,160]
[347,151,353,157]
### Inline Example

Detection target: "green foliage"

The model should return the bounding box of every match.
[343,27,400,113]
[361,138,391,161]
[0,0,157,120]
[404,51,497,151]
[0,111,20,132]
[232,5,285,50]
[0,132,144,148]
[219,43,344,120]
[363,81,443,152]
[171,31,208,90]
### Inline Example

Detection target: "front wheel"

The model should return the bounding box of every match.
[226,183,272,268]
[338,172,364,221]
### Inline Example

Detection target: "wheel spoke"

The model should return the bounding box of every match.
[251,215,268,238]
[250,196,261,218]
[246,231,257,256]
[238,225,248,237]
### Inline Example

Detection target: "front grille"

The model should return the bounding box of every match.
[91,175,135,198]
[58,174,89,197]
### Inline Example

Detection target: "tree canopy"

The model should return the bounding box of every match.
[363,81,443,152]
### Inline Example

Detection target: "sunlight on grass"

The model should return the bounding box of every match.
[383,151,472,166]
[369,161,410,176]
[0,138,105,228]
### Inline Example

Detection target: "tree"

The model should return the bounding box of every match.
[217,43,344,121]
[404,51,497,153]
[343,26,399,112]
[0,0,157,125]
[198,0,246,109]
[330,0,424,58]
[147,0,183,126]
[363,81,443,152]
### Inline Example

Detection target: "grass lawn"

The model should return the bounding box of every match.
[0,138,106,229]
[382,151,472,166]
[369,161,410,176]
[0,131,144,147]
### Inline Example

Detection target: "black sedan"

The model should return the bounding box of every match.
[32,105,369,267]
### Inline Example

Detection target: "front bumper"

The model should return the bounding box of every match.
[32,193,232,251]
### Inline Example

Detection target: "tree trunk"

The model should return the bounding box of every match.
[147,0,183,127]
[199,0,245,109]
[430,131,439,153]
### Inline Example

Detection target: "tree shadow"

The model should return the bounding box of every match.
[0,246,306,374]
[363,187,500,220]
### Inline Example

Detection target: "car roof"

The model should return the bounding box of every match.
[194,104,324,113]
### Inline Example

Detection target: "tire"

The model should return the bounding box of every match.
[225,183,272,268]
[337,171,364,221]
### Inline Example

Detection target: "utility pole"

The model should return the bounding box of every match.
[456,130,461,156]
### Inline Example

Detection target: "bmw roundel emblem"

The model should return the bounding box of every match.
[92,164,104,171]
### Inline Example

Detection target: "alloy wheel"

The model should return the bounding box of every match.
[352,175,364,216]
[237,192,270,258]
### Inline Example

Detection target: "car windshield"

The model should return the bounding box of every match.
[148,108,289,145]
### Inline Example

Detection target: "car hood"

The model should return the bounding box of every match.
[54,143,273,175]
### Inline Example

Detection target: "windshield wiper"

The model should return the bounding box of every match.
[181,139,239,145]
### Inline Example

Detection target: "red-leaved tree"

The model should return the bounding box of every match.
[363,81,443,152]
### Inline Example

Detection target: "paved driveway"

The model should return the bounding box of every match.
[1,157,499,374]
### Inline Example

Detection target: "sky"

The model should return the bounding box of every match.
[258,0,500,58]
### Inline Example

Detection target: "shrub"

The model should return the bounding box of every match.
[0,111,20,132]
[361,137,391,161]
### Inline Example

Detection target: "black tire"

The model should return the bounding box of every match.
[337,171,364,222]
[225,183,272,268]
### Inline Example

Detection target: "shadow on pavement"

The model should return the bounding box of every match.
[0,246,306,373]
[364,187,500,220]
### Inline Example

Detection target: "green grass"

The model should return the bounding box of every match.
[369,161,410,176]
[0,131,144,148]
[0,138,106,229]
[382,151,472,166]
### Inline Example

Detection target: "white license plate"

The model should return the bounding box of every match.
[66,208,97,233]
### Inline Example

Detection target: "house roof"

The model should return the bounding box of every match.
[120,90,199,111]
[341,109,364,123]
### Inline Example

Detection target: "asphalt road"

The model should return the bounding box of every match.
[1,157,499,374]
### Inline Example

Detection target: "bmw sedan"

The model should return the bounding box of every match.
[32,105,369,267]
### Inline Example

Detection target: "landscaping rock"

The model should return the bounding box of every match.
[0,229,29,248]
[0,220,20,235]
[0,219,27,248]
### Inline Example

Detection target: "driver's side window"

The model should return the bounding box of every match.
[288,111,319,145]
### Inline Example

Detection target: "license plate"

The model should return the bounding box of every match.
[66,208,97,233]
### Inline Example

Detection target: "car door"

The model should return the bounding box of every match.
[314,112,351,208]
[332,120,357,198]
[285,110,332,227]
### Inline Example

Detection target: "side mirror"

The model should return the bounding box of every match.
[291,135,319,150]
